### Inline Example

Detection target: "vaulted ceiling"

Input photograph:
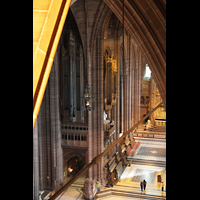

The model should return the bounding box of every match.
[33,0,166,128]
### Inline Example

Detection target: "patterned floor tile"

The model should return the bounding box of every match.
[136,147,166,158]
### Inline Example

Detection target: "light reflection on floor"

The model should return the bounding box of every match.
[120,164,164,182]
[119,164,166,190]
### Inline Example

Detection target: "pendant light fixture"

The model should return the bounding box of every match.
[82,84,94,111]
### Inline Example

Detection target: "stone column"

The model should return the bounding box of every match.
[69,31,76,122]
[130,41,134,128]
[138,50,141,121]
[38,82,52,189]
[33,119,39,200]
[86,21,106,194]
[80,46,85,122]
[127,35,132,131]
[134,47,141,124]
[150,74,157,123]
[116,39,120,140]
[120,46,124,134]
[49,43,63,191]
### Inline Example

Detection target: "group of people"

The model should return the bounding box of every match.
[140,179,147,192]
[140,179,165,193]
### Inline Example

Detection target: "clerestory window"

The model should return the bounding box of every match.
[144,64,151,79]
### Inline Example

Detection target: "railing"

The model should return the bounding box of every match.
[49,101,164,200]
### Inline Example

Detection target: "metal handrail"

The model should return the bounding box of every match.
[49,101,163,199]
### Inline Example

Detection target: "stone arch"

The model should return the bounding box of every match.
[63,151,85,167]
[63,151,86,184]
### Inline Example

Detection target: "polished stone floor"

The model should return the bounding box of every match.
[55,174,85,200]
[116,164,166,196]
[132,138,166,162]
[96,138,166,200]
[137,146,166,157]
[116,138,166,197]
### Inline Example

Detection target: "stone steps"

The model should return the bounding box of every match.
[112,190,166,200]
[95,189,166,200]
[127,158,166,168]
[95,189,112,199]
[133,132,166,139]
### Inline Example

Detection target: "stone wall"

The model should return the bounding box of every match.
[36,41,63,192]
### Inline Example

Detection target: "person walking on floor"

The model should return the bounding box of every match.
[143,180,147,191]
[161,181,164,191]
[140,181,143,192]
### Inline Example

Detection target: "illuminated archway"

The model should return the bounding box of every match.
[63,153,85,184]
